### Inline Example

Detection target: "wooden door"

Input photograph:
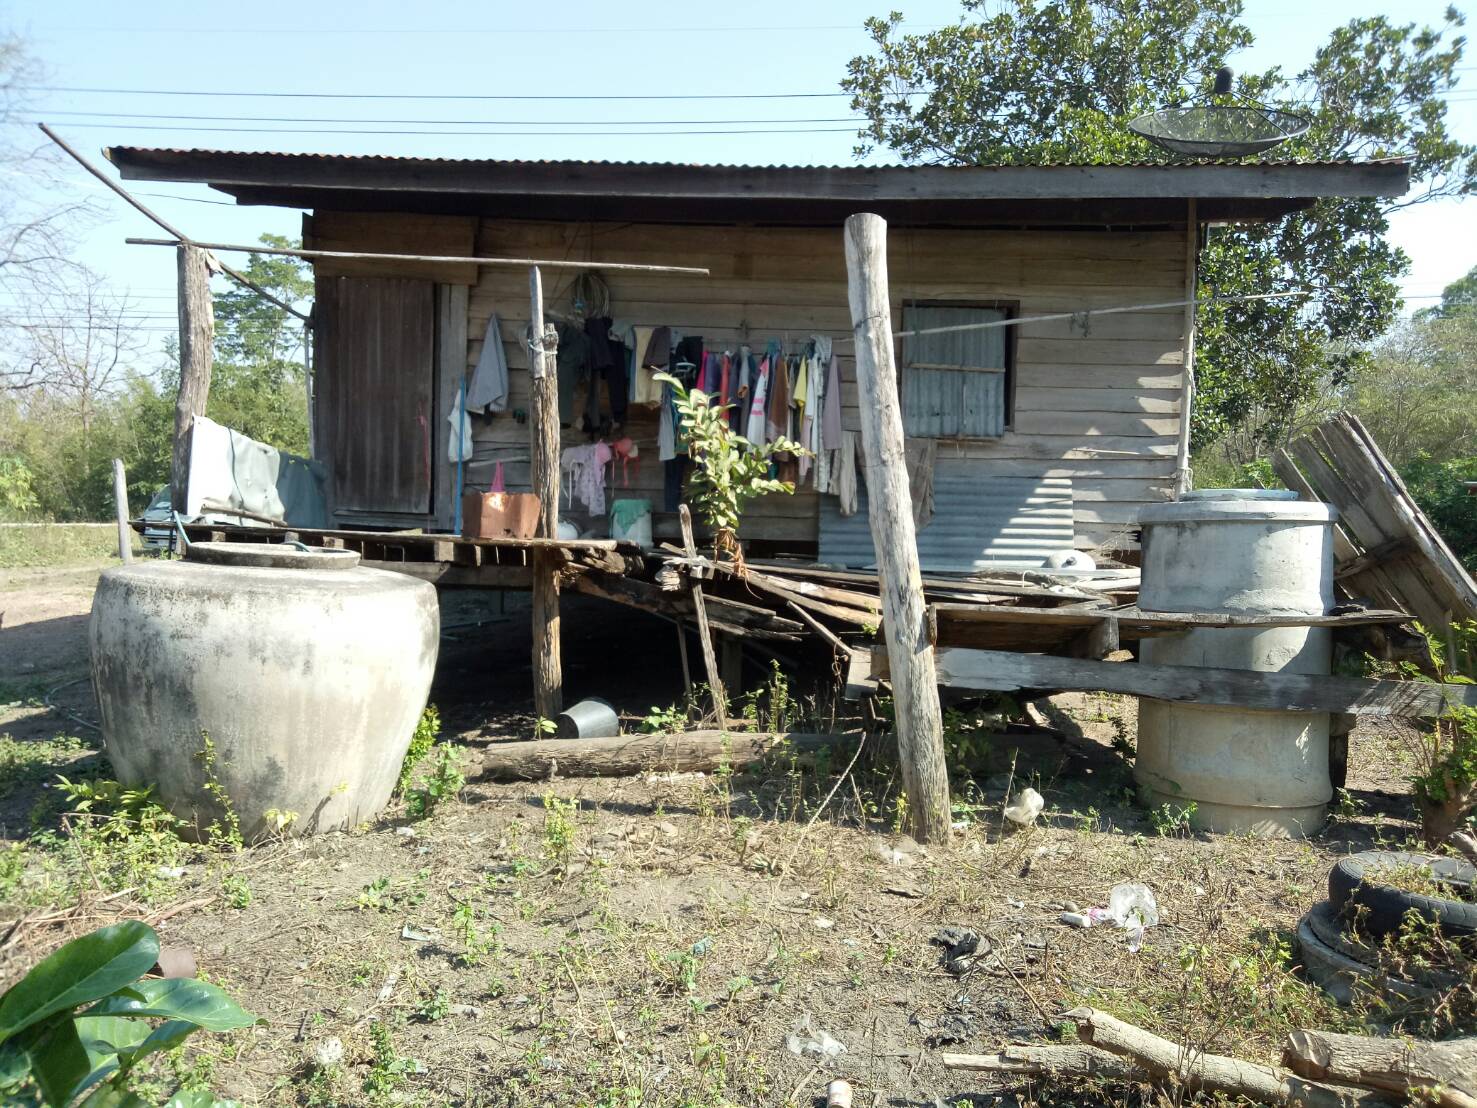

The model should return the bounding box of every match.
[314,276,435,516]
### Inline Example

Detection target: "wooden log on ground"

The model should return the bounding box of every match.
[172,243,214,514]
[1066,1008,1393,1107]
[528,266,563,719]
[479,730,845,781]
[898,646,1477,718]
[1283,1030,1477,1108]
[844,211,951,845]
[942,1044,1135,1079]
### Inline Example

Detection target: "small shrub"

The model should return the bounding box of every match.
[396,706,441,797]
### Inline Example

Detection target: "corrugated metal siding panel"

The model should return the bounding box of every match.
[818,462,1075,570]
[902,305,1006,438]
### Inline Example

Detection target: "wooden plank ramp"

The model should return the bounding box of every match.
[1272,413,1477,631]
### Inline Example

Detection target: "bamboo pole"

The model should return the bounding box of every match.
[842,212,951,845]
[172,244,214,515]
[111,458,132,563]
[528,266,563,720]
[126,236,710,276]
[39,125,308,322]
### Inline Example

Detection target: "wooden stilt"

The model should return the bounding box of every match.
[843,212,951,845]
[679,504,728,730]
[528,266,563,720]
[111,458,132,563]
[172,244,214,515]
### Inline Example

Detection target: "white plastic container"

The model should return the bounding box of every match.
[1135,489,1338,837]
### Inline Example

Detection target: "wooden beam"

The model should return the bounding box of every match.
[528,266,562,720]
[844,211,951,845]
[126,236,710,276]
[363,561,532,588]
[480,730,844,781]
[566,570,803,638]
[1175,199,1196,495]
[111,458,132,563]
[898,646,1477,717]
[171,243,214,514]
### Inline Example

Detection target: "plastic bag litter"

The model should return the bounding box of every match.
[1003,787,1045,826]
[1086,882,1159,952]
[785,1013,846,1059]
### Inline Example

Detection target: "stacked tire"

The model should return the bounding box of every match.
[1297,850,1473,1003]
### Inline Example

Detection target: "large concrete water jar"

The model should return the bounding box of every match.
[90,542,439,840]
[1135,490,1337,837]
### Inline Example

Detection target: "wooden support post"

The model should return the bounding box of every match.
[528,266,563,719]
[1174,198,1198,497]
[843,212,951,845]
[111,458,132,563]
[679,504,728,729]
[172,243,214,515]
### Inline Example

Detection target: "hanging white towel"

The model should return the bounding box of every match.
[446,397,473,464]
[836,431,859,517]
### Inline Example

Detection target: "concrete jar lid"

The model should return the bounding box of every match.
[183,541,361,571]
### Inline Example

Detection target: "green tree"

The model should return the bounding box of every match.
[1416,261,1477,320]
[203,234,312,453]
[843,1,1475,451]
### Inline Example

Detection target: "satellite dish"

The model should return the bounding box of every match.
[1128,67,1309,158]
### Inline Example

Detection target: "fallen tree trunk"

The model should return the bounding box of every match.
[1283,1030,1477,1108]
[943,1044,1134,1078]
[479,730,845,781]
[1065,1008,1393,1107]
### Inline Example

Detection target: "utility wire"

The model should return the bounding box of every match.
[29,84,882,101]
[36,109,867,125]
[23,120,865,136]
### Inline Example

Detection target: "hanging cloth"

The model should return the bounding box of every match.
[836,430,859,516]
[466,312,509,414]
[745,355,771,444]
[822,350,843,450]
[904,437,937,529]
[560,441,613,515]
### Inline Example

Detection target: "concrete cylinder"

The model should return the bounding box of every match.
[1135,490,1338,837]
[89,542,439,840]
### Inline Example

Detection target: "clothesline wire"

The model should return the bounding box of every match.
[844,289,1311,343]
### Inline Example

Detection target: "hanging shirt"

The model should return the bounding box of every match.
[745,356,770,444]
[631,325,662,406]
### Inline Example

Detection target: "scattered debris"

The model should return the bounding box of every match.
[1003,788,1045,827]
[785,1013,846,1059]
[1059,912,1092,929]
[313,1038,344,1068]
[1086,883,1159,951]
[400,924,437,942]
[812,917,835,930]
[150,944,196,979]
[375,967,401,1002]
[825,1078,853,1108]
[932,926,987,976]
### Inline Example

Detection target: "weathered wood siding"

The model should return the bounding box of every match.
[460,220,1185,552]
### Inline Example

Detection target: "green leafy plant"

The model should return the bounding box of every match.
[193,735,241,852]
[532,716,557,740]
[541,793,578,867]
[1149,801,1198,838]
[405,742,465,821]
[1373,620,1477,847]
[395,706,441,798]
[361,1020,416,1106]
[0,920,258,1106]
[653,372,807,563]
[640,703,685,734]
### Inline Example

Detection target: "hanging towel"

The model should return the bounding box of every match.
[632,325,663,406]
[836,431,859,517]
[466,313,509,413]
[745,356,770,444]
[904,437,937,529]
[821,352,843,450]
[446,396,474,464]
[490,461,505,493]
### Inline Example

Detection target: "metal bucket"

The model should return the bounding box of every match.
[1135,490,1338,837]
[556,698,620,739]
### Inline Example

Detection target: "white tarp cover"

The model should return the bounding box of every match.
[186,416,328,528]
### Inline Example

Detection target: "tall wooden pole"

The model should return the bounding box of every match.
[843,213,952,845]
[111,458,132,563]
[528,266,564,720]
[679,503,728,729]
[172,244,214,515]
[1174,198,1198,497]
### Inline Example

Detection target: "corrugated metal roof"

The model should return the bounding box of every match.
[819,466,1076,571]
[106,146,1407,171]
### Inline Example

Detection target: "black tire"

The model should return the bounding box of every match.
[1328,850,1477,938]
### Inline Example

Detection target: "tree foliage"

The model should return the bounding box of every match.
[842,1,1475,451]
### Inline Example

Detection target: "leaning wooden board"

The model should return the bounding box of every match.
[1272,413,1477,632]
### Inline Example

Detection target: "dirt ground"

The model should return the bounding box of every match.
[0,564,1433,1107]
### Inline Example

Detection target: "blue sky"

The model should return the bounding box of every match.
[6,0,1475,338]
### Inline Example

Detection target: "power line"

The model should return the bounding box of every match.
[30,22,920,35]
[24,120,863,136]
[30,84,873,102]
[37,109,865,126]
